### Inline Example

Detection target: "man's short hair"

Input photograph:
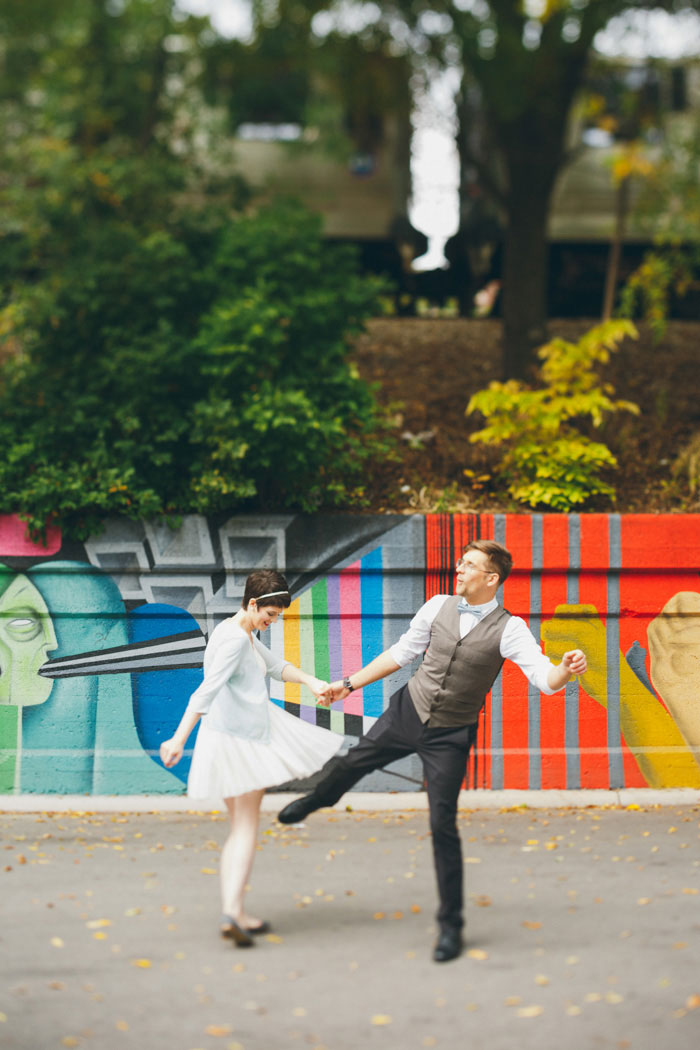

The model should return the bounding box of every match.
[464,539,513,584]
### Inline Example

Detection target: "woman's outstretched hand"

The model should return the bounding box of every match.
[160,738,183,768]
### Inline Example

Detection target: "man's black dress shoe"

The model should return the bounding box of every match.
[277,794,319,825]
[432,926,463,963]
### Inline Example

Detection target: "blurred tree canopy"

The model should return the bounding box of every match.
[209,1,699,377]
[0,0,390,539]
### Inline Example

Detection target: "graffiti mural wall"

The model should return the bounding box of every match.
[1,512,699,795]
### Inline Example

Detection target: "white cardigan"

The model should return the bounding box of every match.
[184,620,289,743]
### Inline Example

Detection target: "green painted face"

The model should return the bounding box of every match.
[0,574,58,707]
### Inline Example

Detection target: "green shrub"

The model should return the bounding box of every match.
[0,202,391,539]
[466,320,640,511]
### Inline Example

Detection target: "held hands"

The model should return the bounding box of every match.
[304,676,334,706]
[159,738,183,768]
[316,680,350,708]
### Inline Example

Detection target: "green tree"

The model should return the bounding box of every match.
[0,202,389,539]
[272,1,699,376]
[0,2,391,539]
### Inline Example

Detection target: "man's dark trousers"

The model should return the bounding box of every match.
[307,684,477,930]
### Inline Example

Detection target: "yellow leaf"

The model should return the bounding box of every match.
[370,1015,393,1026]
[682,888,698,895]
[86,919,112,929]
[522,921,541,930]
[373,912,385,920]
[410,904,421,914]
[115,1021,129,1031]
[200,868,218,875]
[51,937,64,948]
[0,1012,7,1022]
[93,932,108,940]
[686,995,700,1010]
[61,1039,79,1048]
[205,1024,233,1037]
[265,934,284,944]
[467,948,488,960]
[535,974,550,986]
[673,942,688,950]
[391,911,403,920]
[605,992,624,1004]
[464,856,482,864]
[131,958,152,968]
[517,1005,544,1018]
[292,1007,307,1017]
[504,997,522,1007]
[566,1005,582,1016]
[637,898,651,906]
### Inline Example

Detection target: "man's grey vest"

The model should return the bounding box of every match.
[408,596,512,728]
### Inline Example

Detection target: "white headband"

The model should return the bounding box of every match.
[254,590,289,601]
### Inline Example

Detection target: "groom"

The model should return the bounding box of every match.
[278,539,587,963]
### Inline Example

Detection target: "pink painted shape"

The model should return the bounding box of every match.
[0,514,61,556]
[338,561,364,716]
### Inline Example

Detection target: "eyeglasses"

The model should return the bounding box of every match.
[455,556,497,575]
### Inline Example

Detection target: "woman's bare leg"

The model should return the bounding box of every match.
[220,789,265,926]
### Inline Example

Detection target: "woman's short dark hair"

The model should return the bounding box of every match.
[464,539,513,584]
[242,570,291,609]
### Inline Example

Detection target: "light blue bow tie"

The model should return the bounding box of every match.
[457,600,486,619]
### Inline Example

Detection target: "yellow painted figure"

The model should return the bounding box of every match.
[543,603,700,788]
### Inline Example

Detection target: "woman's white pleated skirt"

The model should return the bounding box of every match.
[187,702,344,800]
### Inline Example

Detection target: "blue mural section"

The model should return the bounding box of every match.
[129,604,204,783]
[16,563,179,794]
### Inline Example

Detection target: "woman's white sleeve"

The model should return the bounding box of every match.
[186,634,246,715]
[252,635,289,681]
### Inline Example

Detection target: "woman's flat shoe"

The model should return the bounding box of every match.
[245,920,271,936]
[220,917,254,947]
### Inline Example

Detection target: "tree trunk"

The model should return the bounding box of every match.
[602,175,630,321]
[500,173,553,380]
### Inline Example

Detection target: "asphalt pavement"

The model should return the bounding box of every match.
[1,797,699,1050]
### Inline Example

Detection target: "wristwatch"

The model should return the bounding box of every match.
[342,676,355,693]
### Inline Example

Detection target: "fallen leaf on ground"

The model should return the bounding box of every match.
[371,1015,392,1026]
[205,1024,233,1036]
[517,1005,544,1018]
[131,959,152,968]
[521,921,541,930]
[467,948,488,960]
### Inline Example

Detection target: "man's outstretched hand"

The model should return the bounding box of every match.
[560,649,587,676]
